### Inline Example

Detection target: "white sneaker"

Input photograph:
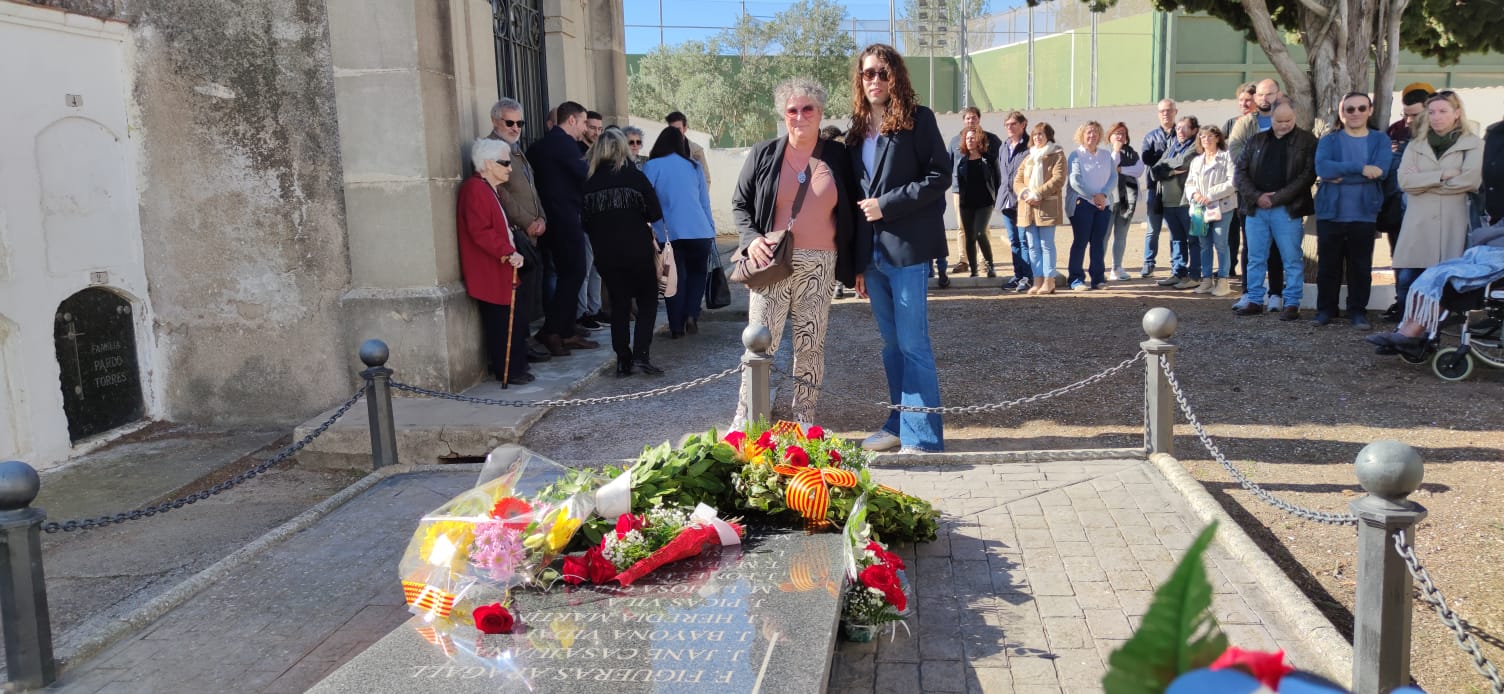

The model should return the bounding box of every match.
[1266,295,1284,312]
[1231,294,1250,311]
[861,430,901,451]
[897,446,931,455]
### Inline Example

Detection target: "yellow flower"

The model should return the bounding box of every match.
[546,508,581,553]
[419,521,475,570]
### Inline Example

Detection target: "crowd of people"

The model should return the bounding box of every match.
[458,52,1504,454]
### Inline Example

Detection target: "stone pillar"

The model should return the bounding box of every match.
[327,0,484,390]
[542,0,588,106]
[1350,440,1427,694]
[588,0,629,124]
[1140,307,1178,457]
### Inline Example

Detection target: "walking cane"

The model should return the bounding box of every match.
[502,269,520,389]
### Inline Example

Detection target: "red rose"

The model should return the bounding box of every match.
[472,603,515,634]
[1209,647,1293,691]
[584,546,617,583]
[783,445,810,468]
[561,554,588,585]
[885,585,907,612]
[724,431,747,449]
[828,450,842,464]
[860,563,900,593]
[755,430,775,449]
[867,541,906,570]
[805,425,825,440]
[615,513,647,540]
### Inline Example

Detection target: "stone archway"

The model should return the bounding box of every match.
[54,288,144,442]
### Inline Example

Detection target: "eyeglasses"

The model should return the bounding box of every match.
[628,140,642,145]
[495,159,512,167]
[1343,104,1370,114]
[785,104,817,118]
[1004,120,1022,127]
[501,119,525,128]
[861,67,890,82]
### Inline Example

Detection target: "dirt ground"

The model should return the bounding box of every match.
[525,223,1502,692]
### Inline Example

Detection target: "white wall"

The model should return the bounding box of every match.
[0,4,153,468]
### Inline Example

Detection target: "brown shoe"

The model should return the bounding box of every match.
[541,333,572,357]
[1234,303,1265,316]
[1279,306,1300,322]
[950,260,970,274]
[562,335,600,349]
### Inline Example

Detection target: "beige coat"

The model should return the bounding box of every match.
[1394,132,1484,268]
[1013,146,1067,227]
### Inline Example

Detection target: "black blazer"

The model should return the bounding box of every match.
[527,126,588,241]
[730,137,859,287]
[849,105,952,271]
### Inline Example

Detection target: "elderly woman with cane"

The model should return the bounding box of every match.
[729,76,857,427]
[459,138,530,385]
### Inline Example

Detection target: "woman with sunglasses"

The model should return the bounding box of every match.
[730,77,857,427]
[1311,92,1393,327]
[623,125,647,167]
[643,126,717,338]
[1391,90,1483,320]
[458,138,530,385]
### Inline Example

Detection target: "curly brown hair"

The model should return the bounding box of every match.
[847,44,917,142]
[959,124,989,156]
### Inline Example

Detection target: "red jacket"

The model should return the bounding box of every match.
[457,174,518,305]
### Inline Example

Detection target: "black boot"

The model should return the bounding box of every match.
[633,356,664,375]
[936,264,951,289]
[985,261,997,278]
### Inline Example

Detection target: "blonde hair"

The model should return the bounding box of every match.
[587,129,630,177]
[1413,91,1475,139]
[1074,121,1103,147]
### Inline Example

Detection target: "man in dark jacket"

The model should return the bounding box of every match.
[527,101,600,355]
[1234,103,1317,321]
[1140,99,1178,277]
[994,111,1032,291]
[847,44,950,454]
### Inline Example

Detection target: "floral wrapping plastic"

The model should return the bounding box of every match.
[397,446,595,621]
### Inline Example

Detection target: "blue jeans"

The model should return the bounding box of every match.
[1143,188,1164,269]
[1162,206,1201,279]
[1243,206,1306,306]
[999,209,1031,280]
[1067,200,1112,286]
[1110,208,1133,272]
[864,252,944,452]
[1024,225,1057,279]
[666,238,714,334]
[1198,214,1232,278]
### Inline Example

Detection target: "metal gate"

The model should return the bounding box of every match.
[492,0,548,147]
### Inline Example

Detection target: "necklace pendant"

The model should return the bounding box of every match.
[797,171,808,184]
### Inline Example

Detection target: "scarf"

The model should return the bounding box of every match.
[1027,143,1060,191]
[1427,128,1462,157]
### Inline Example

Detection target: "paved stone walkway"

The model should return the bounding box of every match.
[826,458,1317,694]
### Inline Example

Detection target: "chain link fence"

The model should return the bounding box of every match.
[41,388,365,534]
[1394,531,1504,693]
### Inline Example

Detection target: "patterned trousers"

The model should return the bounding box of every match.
[735,248,837,424]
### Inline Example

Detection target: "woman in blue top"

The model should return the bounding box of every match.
[643,127,717,338]
[1065,121,1118,290]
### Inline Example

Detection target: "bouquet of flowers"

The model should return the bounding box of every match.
[838,494,909,641]
[729,421,939,543]
[562,504,744,586]
[398,447,593,622]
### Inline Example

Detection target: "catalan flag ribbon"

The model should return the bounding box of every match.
[771,465,859,525]
[403,580,458,619]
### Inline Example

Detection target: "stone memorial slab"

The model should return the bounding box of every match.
[53,287,144,441]
[311,528,846,694]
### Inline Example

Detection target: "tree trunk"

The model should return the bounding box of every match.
[1371,0,1411,128]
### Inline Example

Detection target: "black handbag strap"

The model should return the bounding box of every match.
[783,140,824,233]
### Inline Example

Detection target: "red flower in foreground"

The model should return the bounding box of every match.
[783,445,810,468]
[724,431,747,449]
[472,603,515,634]
[859,563,906,611]
[490,497,533,521]
[805,425,825,440]
[615,513,647,539]
[755,430,776,450]
[868,541,906,570]
[584,546,617,583]
[828,450,842,464]
[561,554,588,585]
[1209,646,1293,691]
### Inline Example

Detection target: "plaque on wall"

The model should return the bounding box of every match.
[54,288,144,442]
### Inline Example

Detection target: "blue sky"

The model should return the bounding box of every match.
[624,0,905,54]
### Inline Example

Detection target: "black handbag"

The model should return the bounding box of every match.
[730,141,822,290]
[705,247,732,309]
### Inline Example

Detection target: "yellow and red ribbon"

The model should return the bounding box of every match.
[402,580,457,618]
[772,465,858,524]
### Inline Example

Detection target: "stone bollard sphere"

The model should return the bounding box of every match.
[0,460,41,511]
[742,324,773,354]
[1142,307,1179,341]
[359,339,390,367]
[1354,440,1424,502]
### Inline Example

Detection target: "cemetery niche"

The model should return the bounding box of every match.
[53,288,144,442]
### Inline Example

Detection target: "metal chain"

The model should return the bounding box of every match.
[1159,355,1359,526]
[389,365,742,408]
[1392,531,1504,693]
[775,352,1145,415]
[42,388,366,534]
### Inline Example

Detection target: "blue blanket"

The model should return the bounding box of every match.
[1406,245,1504,334]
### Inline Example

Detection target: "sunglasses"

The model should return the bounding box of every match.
[628,139,642,145]
[785,104,817,118]
[1343,104,1370,114]
[494,159,512,167]
[501,119,525,128]
[861,67,890,82]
